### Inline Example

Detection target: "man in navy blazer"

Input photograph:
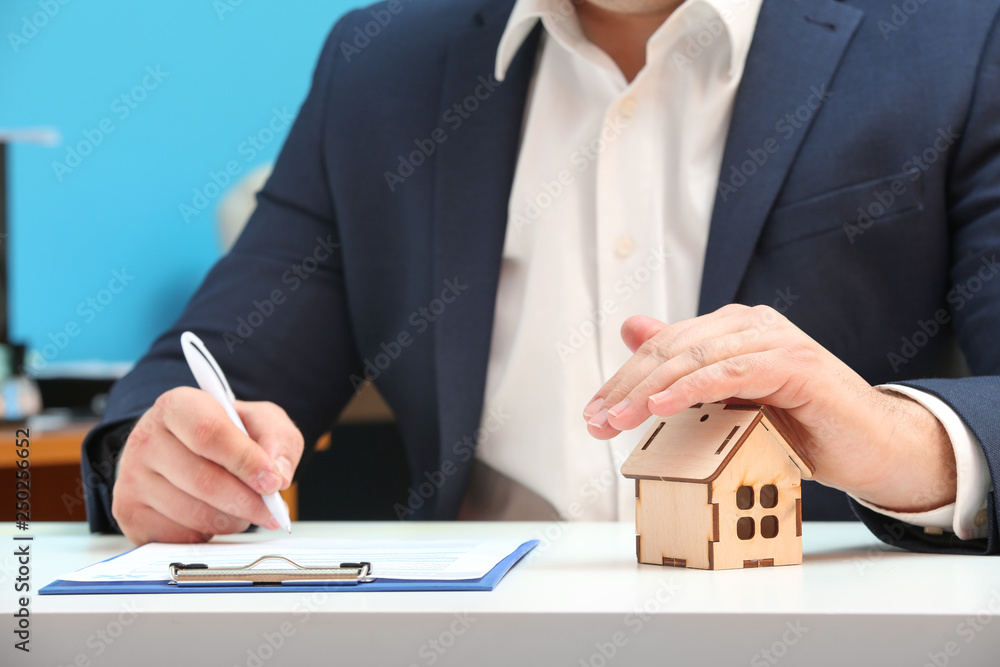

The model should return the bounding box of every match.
[84,0,1000,554]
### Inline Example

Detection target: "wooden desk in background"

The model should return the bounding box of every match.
[0,381,393,524]
[0,422,299,523]
[1,423,96,522]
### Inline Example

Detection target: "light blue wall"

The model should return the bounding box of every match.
[0,1,357,373]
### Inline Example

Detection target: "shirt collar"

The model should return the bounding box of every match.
[495,0,763,81]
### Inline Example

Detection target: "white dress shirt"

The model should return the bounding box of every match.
[473,0,989,538]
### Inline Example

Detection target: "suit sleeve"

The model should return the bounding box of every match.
[850,12,1000,554]
[852,385,991,538]
[82,16,364,533]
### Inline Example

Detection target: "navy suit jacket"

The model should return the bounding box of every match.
[84,0,1000,554]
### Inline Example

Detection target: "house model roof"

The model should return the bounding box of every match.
[620,402,814,483]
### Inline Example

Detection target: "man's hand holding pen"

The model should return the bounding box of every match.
[112,388,302,545]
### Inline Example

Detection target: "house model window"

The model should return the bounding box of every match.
[620,403,814,570]
[736,484,781,540]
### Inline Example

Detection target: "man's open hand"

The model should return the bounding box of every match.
[583,305,957,513]
[112,387,303,545]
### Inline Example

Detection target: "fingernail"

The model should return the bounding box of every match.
[650,390,671,405]
[257,470,281,495]
[588,409,609,428]
[276,456,293,484]
[608,398,629,418]
[584,398,605,418]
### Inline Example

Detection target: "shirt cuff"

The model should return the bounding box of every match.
[848,384,991,540]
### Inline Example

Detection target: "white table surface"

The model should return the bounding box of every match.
[2,521,998,666]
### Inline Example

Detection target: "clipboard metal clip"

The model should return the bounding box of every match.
[168,556,375,586]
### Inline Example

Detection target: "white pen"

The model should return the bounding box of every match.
[180,331,292,533]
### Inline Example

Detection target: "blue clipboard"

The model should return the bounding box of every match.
[39,540,538,595]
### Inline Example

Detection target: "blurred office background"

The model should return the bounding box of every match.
[0,1,408,522]
[1,0,353,370]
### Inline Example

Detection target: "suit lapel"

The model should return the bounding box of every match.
[430,3,540,516]
[698,0,864,314]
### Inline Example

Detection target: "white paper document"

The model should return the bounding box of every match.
[57,538,529,582]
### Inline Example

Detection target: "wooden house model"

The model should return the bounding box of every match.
[620,403,814,570]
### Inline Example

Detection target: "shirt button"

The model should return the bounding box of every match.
[974,509,988,528]
[615,236,634,258]
[620,97,636,118]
